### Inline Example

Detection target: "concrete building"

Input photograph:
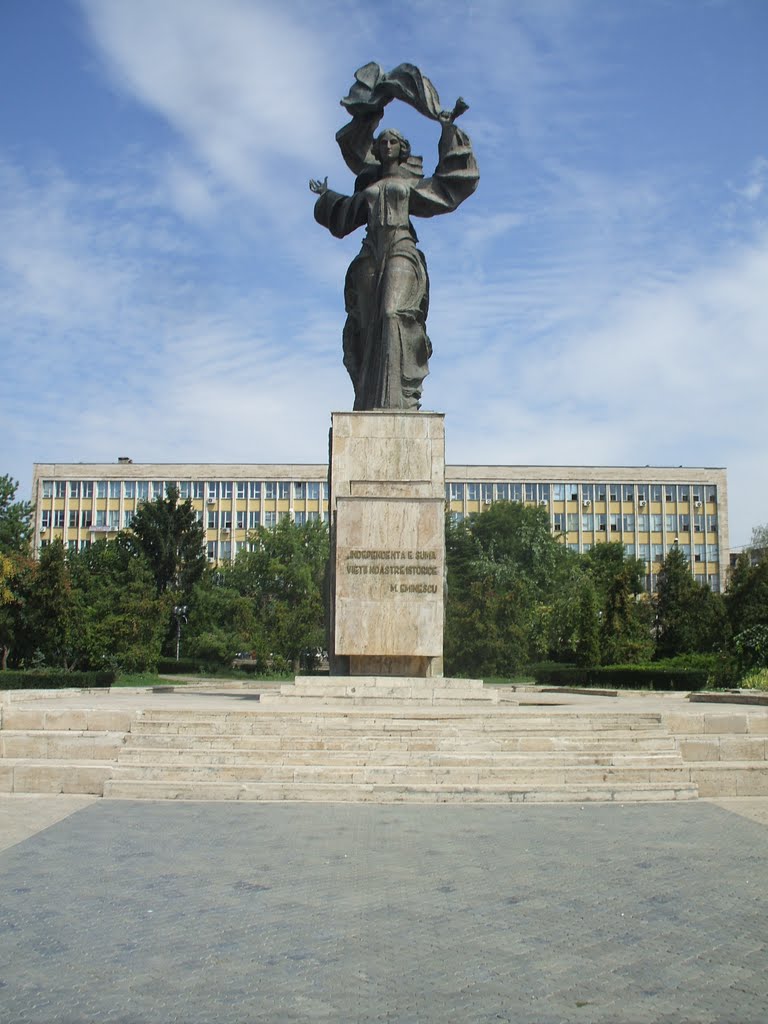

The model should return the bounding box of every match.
[31,461,728,592]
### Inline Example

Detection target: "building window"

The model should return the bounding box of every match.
[41,510,51,528]
[42,480,53,498]
[294,482,306,501]
[449,483,464,501]
[650,514,663,533]
[236,511,246,529]
[195,510,204,524]
[553,513,565,532]
[569,483,579,501]
[207,482,218,501]
[567,513,579,531]
[623,514,635,532]
[708,574,720,592]
[193,482,204,499]
[596,513,607,532]
[678,514,690,533]
[54,481,66,498]
[68,540,77,551]
[581,484,593,503]
[109,511,120,529]
[124,511,133,528]
[220,541,232,561]
[678,485,689,502]
[264,511,277,528]
[679,544,691,561]
[69,481,80,498]
[539,483,550,502]
[220,511,232,530]
[96,481,106,499]
[236,482,246,500]
[278,483,290,500]
[137,481,148,500]
[694,515,705,533]
[610,514,619,533]
[636,486,647,503]
[524,483,536,503]
[150,481,161,499]
[638,544,650,562]
[69,510,77,528]
[624,543,636,556]
[249,511,260,529]
[249,482,261,499]
[706,486,717,503]
[79,539,91,551]
[707,544,719,563]
[666,514,677,533]
[692,485,704,505]
[236,541,247,555]
[622,485,634,501]
[294,511,306,526]
[582,514,594,532]
[95,510,106,527]
[652,544,664,562]
[694,544,705,563]
[637,514,649,532]
[108,481,119,499]
[481,484,493,504]
[650,484,662,502]
[582,543,592,553]
[81,511,92,528]
[510,483,522,502]
[595,484,606,501]
[54,510,65,528]
[264,482,276,500]
[568,543,579,553]
[665,485,676,502]
[309,481,321,501]
[552,483,565,501]
[468,483,480,502]
[207,511,218,530]
[206,541,218,560]
[494,483,509,501]
[221,482,232,500]
[707,515,718,533]
[307,511,320,522]
[609,485,619,502]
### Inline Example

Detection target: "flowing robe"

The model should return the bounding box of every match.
[314,122,479,410]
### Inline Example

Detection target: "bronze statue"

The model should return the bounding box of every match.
[310,64,479,411]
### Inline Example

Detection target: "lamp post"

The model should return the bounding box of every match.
[173,605,188,662]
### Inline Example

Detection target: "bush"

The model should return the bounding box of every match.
[156,658,222,675]
[528,662,709,690]
[741,668,768,691]
[0,670,116,690]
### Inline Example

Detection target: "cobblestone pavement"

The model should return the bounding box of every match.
[0,800,766,1024]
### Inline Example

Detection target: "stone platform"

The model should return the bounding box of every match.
[2,683,767,802]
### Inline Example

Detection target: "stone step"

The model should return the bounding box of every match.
[0,759,113,795]
[129,712,665,736]
[116,747,681,768]
[108,762,691,786]
[117,729,675,753]
[0,730,126,760]
[1,708,134,732]
[686,762,768,797]
[678,736,768,762]
[102,778,699,803]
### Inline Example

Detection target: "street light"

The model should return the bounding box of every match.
[173,605,188,662]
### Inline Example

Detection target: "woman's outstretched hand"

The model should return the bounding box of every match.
[309,177,328,195]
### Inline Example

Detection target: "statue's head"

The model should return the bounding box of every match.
[373,128,411,165]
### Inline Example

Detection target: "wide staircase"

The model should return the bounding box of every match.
[2,683,766,802]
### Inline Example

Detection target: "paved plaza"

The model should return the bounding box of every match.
[0,796,766,1023]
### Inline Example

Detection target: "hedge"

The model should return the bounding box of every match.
[0,670,116,690]
[156,658,223,675]
[529,664,709,691]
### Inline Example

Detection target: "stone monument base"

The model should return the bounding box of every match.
[329,411,446,677]
[258,675,498,707]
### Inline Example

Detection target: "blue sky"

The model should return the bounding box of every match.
[1,0,766,547]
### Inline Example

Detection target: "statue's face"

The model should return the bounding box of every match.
[377,131,401,163]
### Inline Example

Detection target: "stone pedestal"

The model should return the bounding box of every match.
[329,412,445,677]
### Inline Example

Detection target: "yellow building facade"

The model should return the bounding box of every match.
[31,461,728,592]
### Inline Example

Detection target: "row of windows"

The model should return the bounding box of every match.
[553,513,718,534]
[40,509,330,532]
[40,480,330,502]
[448,482,718,504]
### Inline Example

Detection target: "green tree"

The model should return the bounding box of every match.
[655,546,727,658]
[0,475,33,555]
[573,578,601,668]
[23,541,77,668]
[125,485,206,596]
[726,552,768,635]
[583,543,652,664]
[66,539,169,671]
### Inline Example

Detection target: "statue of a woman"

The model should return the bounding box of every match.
[310,64,479,411]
